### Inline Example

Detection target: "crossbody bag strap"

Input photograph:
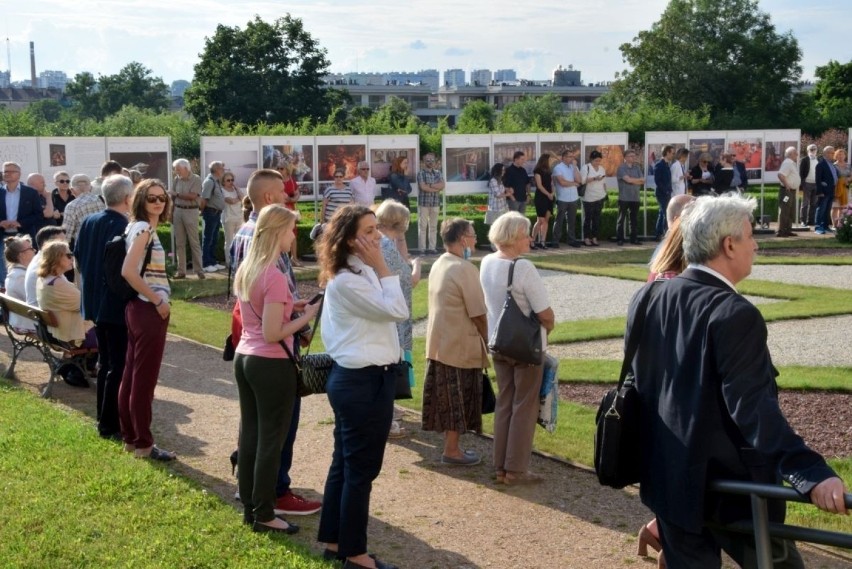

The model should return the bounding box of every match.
[617,281,660,388]
[245,296,324,363]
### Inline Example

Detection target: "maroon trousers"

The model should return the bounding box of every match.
[119,298,169,449]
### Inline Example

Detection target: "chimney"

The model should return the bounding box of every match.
[30,41,36,88]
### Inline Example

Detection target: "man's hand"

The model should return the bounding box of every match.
[811,477,848,515]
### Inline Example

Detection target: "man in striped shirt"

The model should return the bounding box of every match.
[416,153,444,254]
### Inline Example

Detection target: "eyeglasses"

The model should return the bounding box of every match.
[64,253,74,259]
[3,170,20,175]
[146,194,168,203]
[223,178,234,182]
[424,159,435,163]
[359,167,369,171]
[57,179,70,184]
[464,233,476,239]
[20,247,34,253]
[334,175,344,179]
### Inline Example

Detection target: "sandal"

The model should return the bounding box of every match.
[138,446,176,462]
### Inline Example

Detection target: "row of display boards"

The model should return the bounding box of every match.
[5,130,845,203]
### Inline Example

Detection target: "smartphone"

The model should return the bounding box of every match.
[308,292,324,305]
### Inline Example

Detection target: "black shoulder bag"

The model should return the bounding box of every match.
[487,259,543,365]
[593,282,658,489]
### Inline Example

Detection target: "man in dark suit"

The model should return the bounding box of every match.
[627,194,847,568]
[713,152,749,194]
[1,161,45,282]
[653,145,674,239]
[813,146,837,235]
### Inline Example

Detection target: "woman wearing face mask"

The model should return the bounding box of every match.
[421,218,489,465]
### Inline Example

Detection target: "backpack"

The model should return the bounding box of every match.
[103,229,154,302]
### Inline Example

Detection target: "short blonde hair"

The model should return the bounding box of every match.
[375,200,410,233]
[37,241,71,278]
[488,211,530,248]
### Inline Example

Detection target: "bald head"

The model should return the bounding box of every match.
[667,194,696,225]
[26,173,45,192]
[246,169,285,212]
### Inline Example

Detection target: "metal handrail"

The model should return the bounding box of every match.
[708,480,852,568]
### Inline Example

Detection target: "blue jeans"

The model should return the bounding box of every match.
[274,395,301,496]
[317,362,396,557]
[814,192,833,231]
[655,190,672,238]
[201,207,221,267]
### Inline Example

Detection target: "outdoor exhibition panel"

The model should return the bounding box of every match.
[0,137,39,179]
[38,137,107,182]
[200,136,260,193]
[106,137,172,189]
[260,136,317,200]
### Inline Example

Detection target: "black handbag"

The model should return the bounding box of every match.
[481,370,496,414]
[487,259,543,365]
[278,299,332,397]
[594,283,658,489]
[394,361,412,400]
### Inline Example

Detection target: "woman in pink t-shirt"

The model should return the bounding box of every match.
[232,202,319,535]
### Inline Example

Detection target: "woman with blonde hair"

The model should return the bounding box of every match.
[4,236,36,331]
[36,240,95,347]
[832,148,850,228]
[233,204,319,534]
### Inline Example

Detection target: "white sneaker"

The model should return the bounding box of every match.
[388,421,406,439]
[214,264,226,271]
[203,265,218,273]
[310,223,323,241]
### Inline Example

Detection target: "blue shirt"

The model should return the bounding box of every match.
[74,209,129,324]
[552,162,578,202]
[3,183,21,228]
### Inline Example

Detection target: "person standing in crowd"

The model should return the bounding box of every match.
[580,150,607,247]
[231,169,322,518]
[689,152,716,198]
[616,150,644,246]
[814,146,837,235]
[502,151,530,214]
[653,146,674,239]
[233,204,319,535]
[551,149,582,248]
[316,204,408,569]
[670,148,689,197]
[350,161,376,207]
[832,148,849,229]
[480,212,554,485]
[200,161,226,272]
[170,158,205,280]
[321,169,353,223]
[776,146,800,238]
[62,174,104,248]
[486,163,512,228]
[376,200,421,439]
[3,236,36,331]
[221,171,246,270]
[278,164,302,267]
[92,160,124,197]
[416,153,444,255]
[25,225,67,307]
[799,144,819,226]
[35,240,96,347]
[387,156,413,210]
[0,161,43,281]
[714,152,748,194]
[628,193,847,567]
[423,217,488,465]
[531,153,555,249]
[51,171,75,226]
[120,179,175,462]
[75,174,133,440]
[25,173,56,231]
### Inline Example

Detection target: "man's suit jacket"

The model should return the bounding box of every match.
[815,157,837,197]
[627,269,836,533]
[0,184,44,240]
[653,159,672,196]
[713,162,749,192]
[798,155,814,187]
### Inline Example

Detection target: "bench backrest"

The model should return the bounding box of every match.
[0,293,58,328]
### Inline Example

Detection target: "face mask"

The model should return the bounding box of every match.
[463,247,471,260]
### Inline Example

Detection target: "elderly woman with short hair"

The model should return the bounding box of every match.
[35,240,95,347]
[422,218,489,464]
[480,212,554,485]
[4,236,36,331]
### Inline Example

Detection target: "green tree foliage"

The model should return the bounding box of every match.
[456,100,496,133]
[812,60,852,128]
[185,15,334,125]
[496,93,565,132]
[613,0,801,123]
[568,101,710,143]
[64,63,169,120]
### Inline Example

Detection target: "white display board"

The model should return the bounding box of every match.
[368,135,419,199]
[200,137,260,191]
[107,137,172,189]
[492,134,538,177]
[0,137,39,181]
[763,130,801,184]
[314,135,368,202]
[38,137,107,181]
[442,134,492,195]
[644,132,689,188]
[260,136,317,201]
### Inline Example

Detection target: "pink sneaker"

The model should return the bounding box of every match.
[274,491,321,516]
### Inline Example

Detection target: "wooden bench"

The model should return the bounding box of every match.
[0,292,97,398]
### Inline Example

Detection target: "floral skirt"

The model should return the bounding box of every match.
[421,359,482,434]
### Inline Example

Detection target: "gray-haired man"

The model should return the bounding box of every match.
[171,158,205,279]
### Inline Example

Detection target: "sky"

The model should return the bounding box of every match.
[3,0,850,86]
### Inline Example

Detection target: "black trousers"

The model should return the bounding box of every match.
[657,516,804,569]
[95,322,127,437]
[616,200,640,242]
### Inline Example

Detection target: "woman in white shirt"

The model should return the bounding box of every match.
[220,172,246,269]
[3,236,36,331]
[315,204,409,569]
[581,150,608,246]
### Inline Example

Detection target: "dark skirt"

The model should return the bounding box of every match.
[421,359,482,434]
[534,190,554,217]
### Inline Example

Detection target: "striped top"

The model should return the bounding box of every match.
[126,220,170,303]
[323,185,353,222]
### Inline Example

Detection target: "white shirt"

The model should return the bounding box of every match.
[25,251,41,307]
[581,164,607,202]
[778,158,801,190]
[5,265,35,331]
[320,255,409,368]
[671,160,687,196]
[689,263,737,292]
[349,176,377,206]
[806,154,817,184]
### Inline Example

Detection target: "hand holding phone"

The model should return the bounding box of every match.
[308,292,324,305]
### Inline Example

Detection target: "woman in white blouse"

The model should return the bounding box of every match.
[581,150,608,246]
[3,236,36,331]
[315,204,409,569]
[220,172,246,268]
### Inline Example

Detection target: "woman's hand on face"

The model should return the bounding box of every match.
[353,234,387,271]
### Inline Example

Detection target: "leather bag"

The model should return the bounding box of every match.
[487,259,543,365]
[481,370,496,414]
[594,282,658,489]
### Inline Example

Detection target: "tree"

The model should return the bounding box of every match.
[613,0,801,122]
[812,60,852,127]
[497,93,565,132]
[185,15,334,125]
[456,100,495,133]
[64,63,170,120]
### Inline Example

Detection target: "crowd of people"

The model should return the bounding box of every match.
[2,149,850,569]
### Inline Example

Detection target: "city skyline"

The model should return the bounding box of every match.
[4,0,850,87]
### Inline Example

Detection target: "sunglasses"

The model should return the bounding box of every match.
[334,175,344,179]
[57,179,70,184]
[359,167,369,171]
[223,178,234,182]
[146,194,168,204]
